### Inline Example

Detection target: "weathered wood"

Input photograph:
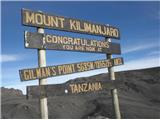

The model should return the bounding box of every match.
[25,31,121,54]
[19,57,124,81]
[37,28,48,119]
[106,38,121,119]
[26,79,123,99]
[22,9,120,39]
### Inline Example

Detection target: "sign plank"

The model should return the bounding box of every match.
[22,9,120,39]
[19,57,124,81]
[25,31,121,54]
[27,79,123,99]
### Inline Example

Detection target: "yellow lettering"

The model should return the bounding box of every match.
[35,13,43,25]
[41,68,46,77]
[83,83,88,92]
[45,67,51,77]
[86,46,95,52]
[65,65,73,74]
[36,68,41,78]
[94,83,99,91]
[98,82,103,90]
[114,29,119,38]
[58,66,63,74]
[50,67,56,76]
[69,84,75,93]
[76,21,85,31]
[31,70,36,79]
[43,15,50,26]
[69,82,103,94]
[70,20,77,30]
[50,16,59,27]
[74,84,79,93]
[88,83,93,91]
[96,25,102,34]
[28,70,32,79]
[25,11,35,24]
[52,36,58,43]
[82,62,93,72]
[84,22,92,32]
[23,70,30,80]
[58,64,75,75]
[106,41,109,48]
[58,17,65,28]
[91,24,97,33]
[106,27,111,36]
[78,84,84,93]
[114,58,122,65]
[45,35,52,43]
[101,26,107,35]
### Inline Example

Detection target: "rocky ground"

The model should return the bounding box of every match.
[1,67,160,119]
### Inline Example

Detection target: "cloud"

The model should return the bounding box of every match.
[0,54,23,62]
[148,50,160,56]
[122,42,159,54]
[115,56,159,71]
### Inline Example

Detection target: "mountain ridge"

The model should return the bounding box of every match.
[1,67,160,119]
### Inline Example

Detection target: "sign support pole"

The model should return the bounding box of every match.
[37,27,48,119]
[105,38,121,119]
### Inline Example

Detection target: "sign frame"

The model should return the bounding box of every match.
[25,31,121,54]
[19,57,124,81]
[27,79,123,99]
[22,9,120,39]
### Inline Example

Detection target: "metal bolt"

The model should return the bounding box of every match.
[65,89,68,94]
[25,42,29,47]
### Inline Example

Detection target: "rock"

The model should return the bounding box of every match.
[1,87,23,97]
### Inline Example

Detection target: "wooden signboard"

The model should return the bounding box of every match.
[22,9,120,39]
[27,79,123,99]
[21,8,123,119]
[25,31,121,54]
[19,57,123,81]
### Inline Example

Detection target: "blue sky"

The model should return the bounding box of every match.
[1,1,159,94]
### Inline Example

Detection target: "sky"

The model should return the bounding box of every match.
[1,1,160,94]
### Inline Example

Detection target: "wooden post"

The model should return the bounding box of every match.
[37,28,48,119]
[105,38,121,119]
